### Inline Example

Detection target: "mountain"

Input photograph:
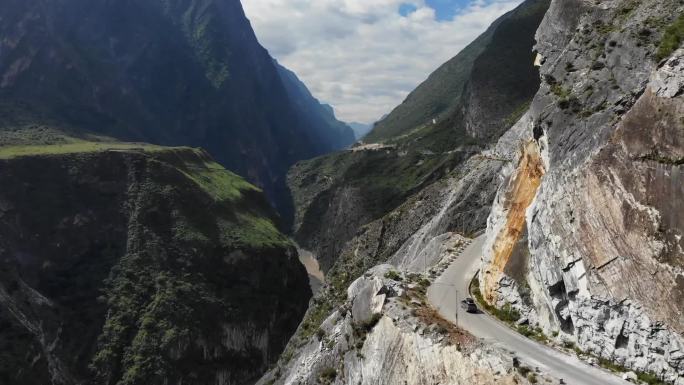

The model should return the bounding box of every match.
[286,0,549,272]
[347,122,373,140]
[0,141,311,385]
[365,0,547,144]
[275,61,355,150]
[1,0,683,384]
[0,0,331,383]
[0,0,353,216]
[264,0,684,384]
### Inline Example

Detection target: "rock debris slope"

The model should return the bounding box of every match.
[480,0,684,383]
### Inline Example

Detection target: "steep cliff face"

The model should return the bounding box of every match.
[287,0,550,271]
[481,140,545,304]
[275,62,355,152]
[0,143,311,385]
[0,0,353,214]
[480,0,684,382]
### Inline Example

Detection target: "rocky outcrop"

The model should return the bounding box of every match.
[481,139,545,304]
[259,266,537,385]
[480,0,684,383]
[0,146,311,385]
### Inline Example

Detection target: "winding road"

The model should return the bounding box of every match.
[427,235,629,385]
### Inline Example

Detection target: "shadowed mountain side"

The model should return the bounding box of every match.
[0,0,353,218]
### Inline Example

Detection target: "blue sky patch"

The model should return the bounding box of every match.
[399,3,418,17]
[399,0,479,21]
[426,0,470,21]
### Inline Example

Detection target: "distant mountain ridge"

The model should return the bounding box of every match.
[347,122,373,140]
[0,0,353,217]
[275,61,355,150]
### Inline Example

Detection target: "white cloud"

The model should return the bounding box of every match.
[242,0,523,123]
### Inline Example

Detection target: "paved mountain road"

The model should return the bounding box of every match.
[426,235,629,385]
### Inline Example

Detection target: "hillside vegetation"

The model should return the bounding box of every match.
[0,140,309,385]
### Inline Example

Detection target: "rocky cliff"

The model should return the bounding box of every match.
[0,141,311,385]
[480,0,684,383]
[275,62,355,153]
[0,0,354,215]
[258,265,541,385]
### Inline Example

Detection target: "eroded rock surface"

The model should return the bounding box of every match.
[480,0,684,383]
[259,267,538,385]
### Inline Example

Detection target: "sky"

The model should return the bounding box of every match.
[242,0,524,123]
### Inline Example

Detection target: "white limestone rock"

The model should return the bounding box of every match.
[348,275,386,325]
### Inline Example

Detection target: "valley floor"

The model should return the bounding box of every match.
[297,247,325,293]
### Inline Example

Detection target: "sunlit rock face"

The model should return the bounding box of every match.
[258,266,535,385]
[480,0,684,382]
[480,139,545,304]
